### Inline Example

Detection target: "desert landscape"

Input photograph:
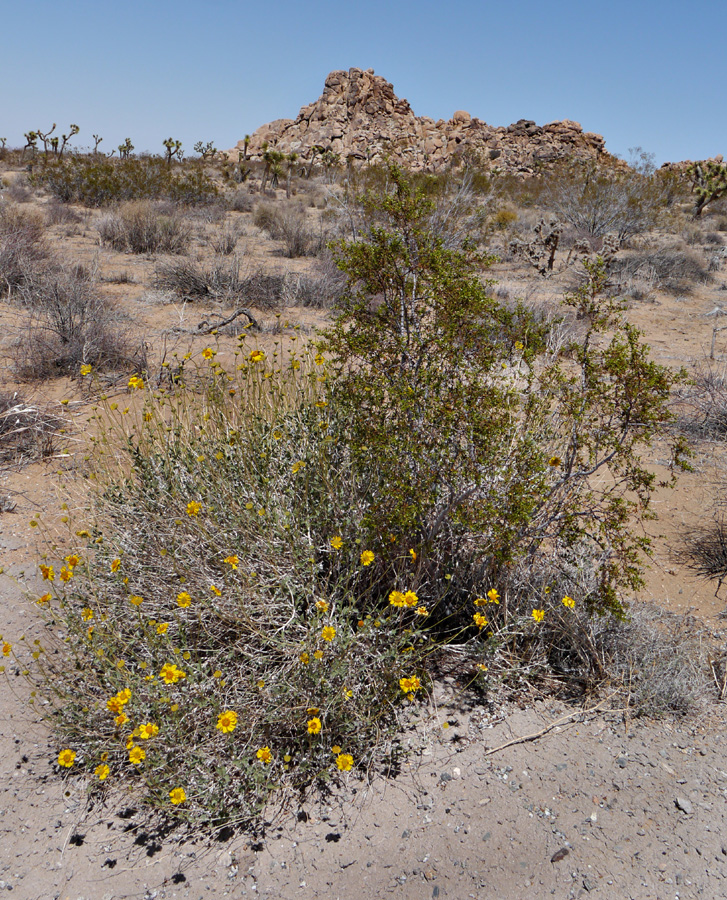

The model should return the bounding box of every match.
[2,68,727,900]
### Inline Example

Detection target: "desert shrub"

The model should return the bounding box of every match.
[321,165,688,616]
[9,166,692,829]
[97,201,191,255]
[227,190,255,213]
[609,245,709,294]
[32,156,218,207]
[253,201,323,257]
[208,222,242,256]
[545,159,667,244]
[675,518,727,590]
[153,256,245,302]
[0,203,50,297]
[45,200,83,226]
[1,175,32,203]
[0,392,65,463]
[675,362,727,438]
[12,265,145,378]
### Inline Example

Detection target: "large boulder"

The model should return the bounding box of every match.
[232,68,610,173]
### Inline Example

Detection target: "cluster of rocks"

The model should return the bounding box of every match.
[233,67,608,174]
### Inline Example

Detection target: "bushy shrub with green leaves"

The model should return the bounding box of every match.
[321,165,689,618]
[31,156,218,207]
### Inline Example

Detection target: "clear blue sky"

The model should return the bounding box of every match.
[2,0,723,165]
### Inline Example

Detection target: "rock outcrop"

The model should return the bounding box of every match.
[233,68,608,174]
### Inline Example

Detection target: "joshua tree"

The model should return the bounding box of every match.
[57,124,79,160]
[118,138,134,159]
[285,151,298,198]
[92,134,103,154]
[22,131,38,161]
[242,134,251,161]
[687,159,727,218]
[163,137,184,166]
[36,124,57,159]
[194,140,217,161]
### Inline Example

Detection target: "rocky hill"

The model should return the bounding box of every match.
[233,67,608,174]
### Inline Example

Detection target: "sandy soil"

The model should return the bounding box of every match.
[2,176,727,899]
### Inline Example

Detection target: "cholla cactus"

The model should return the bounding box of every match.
[686,159,727,218]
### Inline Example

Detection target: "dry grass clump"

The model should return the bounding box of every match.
[97,201,191,255]
[674,518,727,590]
[675,362,727,438]
[610,244,709,295]
[0,392,66,463]
[253,201,325,257]
[11,264,146,379]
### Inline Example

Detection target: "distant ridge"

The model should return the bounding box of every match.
[233,68,609,173]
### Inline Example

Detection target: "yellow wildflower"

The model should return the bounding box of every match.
[111,558,121,572]
[223,555,239,569]
[299,652,310,664]
[138,723,159,739]
[2,642,12,656]
[487,588,500,604]
[129,746,146,765]
[57,749,76,768]
[169,787,186,805]
[409,548,417,562]
[39,564,54,582]
[473,612,488,629]
[315,600,329,612]
[415,606,429,617]
[64,554,80,568]
[202,347,216,360]
[307,717,322,735]
[321,626,336,642]
[336,753,354,772]
[81,608,93,622]
[403,590,418,608]
[532,609,545,623]
[36,593,51,605]
[389,590,406,607]
[249,350,265,363]
[186,500,202,517]
[159,663,186,684]
[256,746,272,764]
[156,622,169,635]
[360,550,375,566]
[95,763,110,780]
[176,591,192,608]
[127,375,144,390]
[216,710,238,734]
[129,595,143,607]
[562,596,575,609]
[209,584,222,596]
[313,649,324,660]
[399,676,421,694]
[330,536,343,549]
[80,364,92,376]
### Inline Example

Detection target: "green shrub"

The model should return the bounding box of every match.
[32,156,218,207]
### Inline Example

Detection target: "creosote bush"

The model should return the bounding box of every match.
[32,156,218,207]
[10,166,691,828]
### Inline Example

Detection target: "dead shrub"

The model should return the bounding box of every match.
[675,519,727,590]
[208,222,243,256]
[227,190,255,213]
[0,203,50,297]
[152,256,244,302]
[0,392,65,463]
[45,200,83,226]
[676,362,727,438]
[12,266,145,379]
[97,201,191,255]
[596,603,712,715]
